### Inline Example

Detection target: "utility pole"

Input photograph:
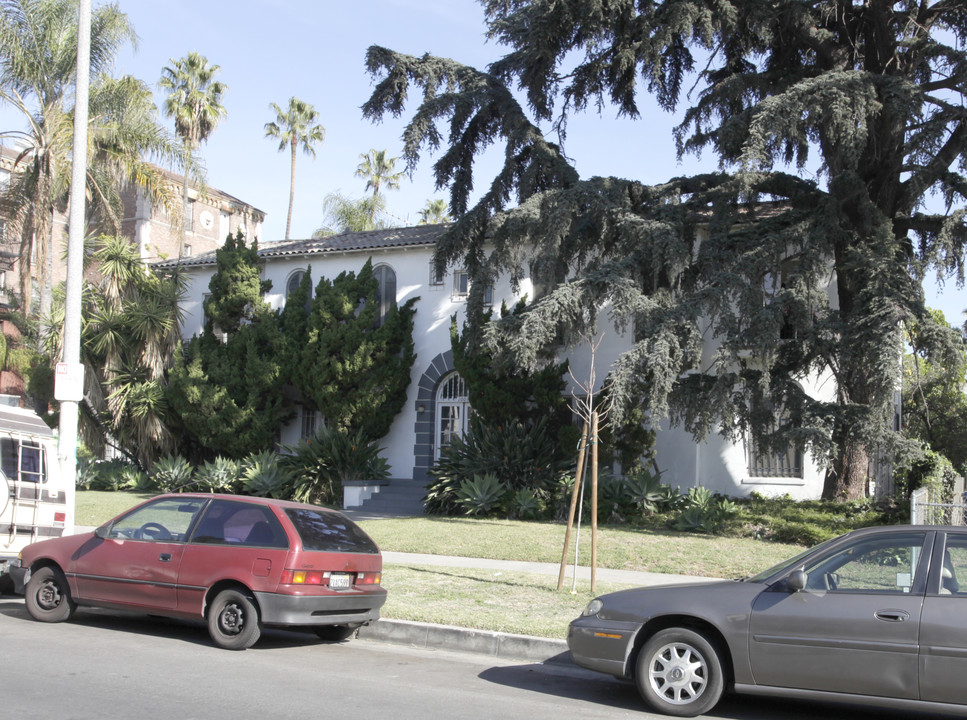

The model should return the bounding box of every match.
[55,0,91,533]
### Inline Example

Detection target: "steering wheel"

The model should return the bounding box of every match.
[139,522,172,541]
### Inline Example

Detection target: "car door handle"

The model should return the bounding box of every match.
[159,553,172,562]
[875,609,910,622]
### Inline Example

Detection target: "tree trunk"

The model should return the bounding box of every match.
[286,136,297,240]
[822,423,870,501]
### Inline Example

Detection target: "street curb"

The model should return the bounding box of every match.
[358,618,571,663]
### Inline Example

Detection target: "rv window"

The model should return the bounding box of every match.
[1,437,46,484]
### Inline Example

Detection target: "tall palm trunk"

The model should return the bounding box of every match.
[178,142,190,260]
[286,134,297,239]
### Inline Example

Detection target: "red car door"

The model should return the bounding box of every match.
[71,497,208,611]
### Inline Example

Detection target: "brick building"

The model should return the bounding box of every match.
[0,143,265,307]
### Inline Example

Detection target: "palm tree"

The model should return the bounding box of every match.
[418,198,452,225]
[0,0,137,316]
[44,234,186,468]
[313,191,387,237]
[354,149,404,221]
[159,51,227,256]
[265,96,325,240]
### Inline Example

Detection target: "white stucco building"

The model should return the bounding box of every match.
[166,224,834,501]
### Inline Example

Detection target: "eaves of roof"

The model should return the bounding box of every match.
[153,223,450,271]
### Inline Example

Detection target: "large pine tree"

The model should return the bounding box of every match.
[363,0,967,500]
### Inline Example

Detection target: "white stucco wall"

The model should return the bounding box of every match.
[173,238,838,499]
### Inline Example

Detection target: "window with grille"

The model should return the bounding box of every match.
[746,424,803,478]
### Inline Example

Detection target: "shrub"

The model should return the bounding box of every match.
[426,415,571,516]
[194,456,241,493]
[509,486,543,519]
[149,455,195,493]
[672,487,738,533]
[281,427,390,506]
[456,474,508,516]
[241,450,293,498]
[84,458,147,491]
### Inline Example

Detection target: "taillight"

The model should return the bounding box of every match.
[54,512,66,524]
[279,570,380,586]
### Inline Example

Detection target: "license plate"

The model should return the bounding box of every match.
[329,573,351,589]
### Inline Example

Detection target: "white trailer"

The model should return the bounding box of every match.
[0,405,67,591]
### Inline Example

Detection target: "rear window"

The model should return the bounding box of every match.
[284,508,379,554]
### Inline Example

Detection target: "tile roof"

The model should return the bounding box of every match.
[155,223,449,270]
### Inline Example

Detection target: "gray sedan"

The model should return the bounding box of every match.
[567,525,967,717]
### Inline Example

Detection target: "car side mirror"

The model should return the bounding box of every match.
[94,526,110,540]
[786,569,807,592]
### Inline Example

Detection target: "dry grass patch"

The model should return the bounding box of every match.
[380,563,638,639]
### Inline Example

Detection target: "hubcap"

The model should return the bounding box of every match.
[38,582,61,610]
[649,641,708,705]
[221,604,243,634]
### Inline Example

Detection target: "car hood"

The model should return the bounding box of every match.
[594,579,770,624]
[20,529,100,566]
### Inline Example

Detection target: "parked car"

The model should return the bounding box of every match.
[10,493,386,650]
[568,525,967,717]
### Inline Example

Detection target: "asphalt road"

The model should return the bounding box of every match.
[0,595,953,720]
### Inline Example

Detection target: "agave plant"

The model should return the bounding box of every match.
[241,451,293,498]
[148,455,195,493]
[455,474,507,516]
[194,457,241,493]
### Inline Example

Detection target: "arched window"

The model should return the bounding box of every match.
[373,264,397,327]
[285,269,312,313]
[286,270,306,299]
[436,372,470,459]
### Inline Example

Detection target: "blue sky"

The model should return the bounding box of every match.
[4,0,966,321]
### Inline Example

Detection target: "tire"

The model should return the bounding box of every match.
[0,573,14,596]
[207,589,261,650]
[313,624,358,642]
[24,566,76,623]
[635,627,725,717]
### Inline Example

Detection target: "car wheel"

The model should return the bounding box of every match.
[313,624,358,642]
[208,589,261,650]
[635,627,725,717]
[24,566,76,623]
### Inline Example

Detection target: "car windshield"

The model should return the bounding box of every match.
[284,508,379,554]
[743,535,842,583]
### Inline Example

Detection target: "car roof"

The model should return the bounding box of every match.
[157,493,345,515]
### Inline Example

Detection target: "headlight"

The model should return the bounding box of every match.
[582,599,604,617]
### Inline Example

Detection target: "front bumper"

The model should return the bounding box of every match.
[1,558,28,595]
[566,617,640,678]
[254,587,387,627]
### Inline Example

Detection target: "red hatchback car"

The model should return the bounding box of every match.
[10,493,386,650]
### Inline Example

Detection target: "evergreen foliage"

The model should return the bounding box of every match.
[203,229,271,334]
[167,232,291,462]
[450,299,574,450]
[902,311,967,476]
[364,0,967,500]
[294,259,417,439]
